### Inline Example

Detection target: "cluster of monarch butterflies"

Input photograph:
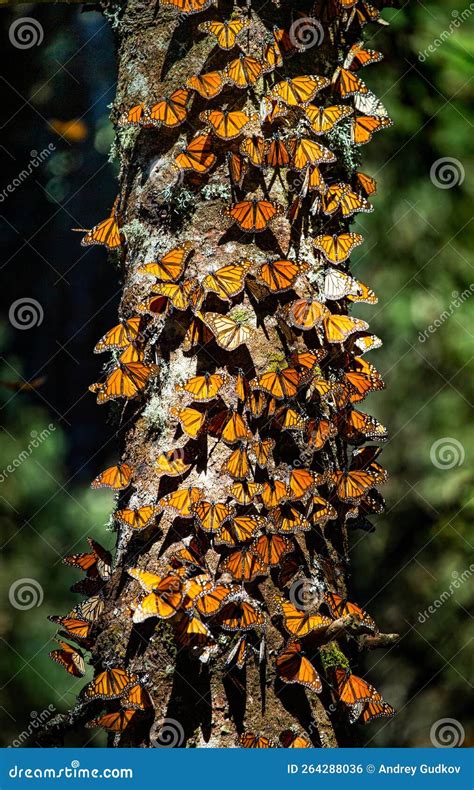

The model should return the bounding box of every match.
[50,0,395,743]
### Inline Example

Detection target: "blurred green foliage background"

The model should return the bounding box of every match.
[0,1,472,748]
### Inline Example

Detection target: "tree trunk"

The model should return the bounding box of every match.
[44,0,398,748]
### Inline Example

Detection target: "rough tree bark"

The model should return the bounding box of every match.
[43,0,399,748]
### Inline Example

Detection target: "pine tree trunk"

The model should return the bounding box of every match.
[44,0,399,749]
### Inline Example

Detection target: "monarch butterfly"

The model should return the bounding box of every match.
[272,75,330,106]
[262,26,295,71]
[155,450,191,478]
[225,55,263,88]
[324,592,377,632]
[216,514,265,547]
[90,360,158,404]
[138,242,193,282]
[202,261,250,301]
[208,408,250,445]
[329,465,381,503]
[49,641,85,677]
[48,614,93,641]
[333,667,381,708]
[300,164,326,196]
[221,545,268,582]
[273,405,307,432]
[64,538,111,581]
[171,405,206,439]
[130,571,183,622]
[269,502,309,534]
[344,356,384,401]
[290,350,327,370]
[350,333,383,355]
[227,151,248,188]
[86,710,140,732]
[175,133,216,174]
[324,269,361,301]
[265,134,292,168]
[193,500,234,534]
[288,468,317,501]
[353,89,389,118]
[91,462,132,491]
[174,612,214,647]
[306,417,337,451]
[200,108,250,139]
[251,437,275,468]
[276,641,322,693]
[322,183,373,217]
[270,502,311,534]
[280,599,332,637]
[122,103,148,126]
[240,134,266,167]
[311,495,337,526]
[221,445,250,480]
[161,0,216,14]
[351,115,393,145]
[199,311,251,352]
[344,41,383,70]
[70,596,104,628]
[120,683,153,710]
[285,297,328,331]
[240,732,274,748]
[170,536,207,572]
[260,478,288,509]
[194,584,235,616]
[182,316,213,353]
[183,573,213,608]
[252,533,293,567]
[198,18,250,50]
[83,668,138,701]
[304,103,353,134]
[313,232,364,264]
[176,372,226,401]
[361,699,395,724]
[279,730,312,748]
[215,597,265,631]
[159,488,202,519]
[225,634,248,670]
[186,71,226,99]
[225,199,279,233]
[0,375,46,392]
[94,317,142,353]
[255,259,309,293]
[259,96,288,124]
[149,88,190,127]
[355,170,377,196]
[339,409,387,442]
[332,67,368,98]
[228,480,263,506]
[289,136,336,169]
[254,367,299,399]
[75,199,121,250]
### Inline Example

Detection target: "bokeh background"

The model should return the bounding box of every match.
[0,1,472,748]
